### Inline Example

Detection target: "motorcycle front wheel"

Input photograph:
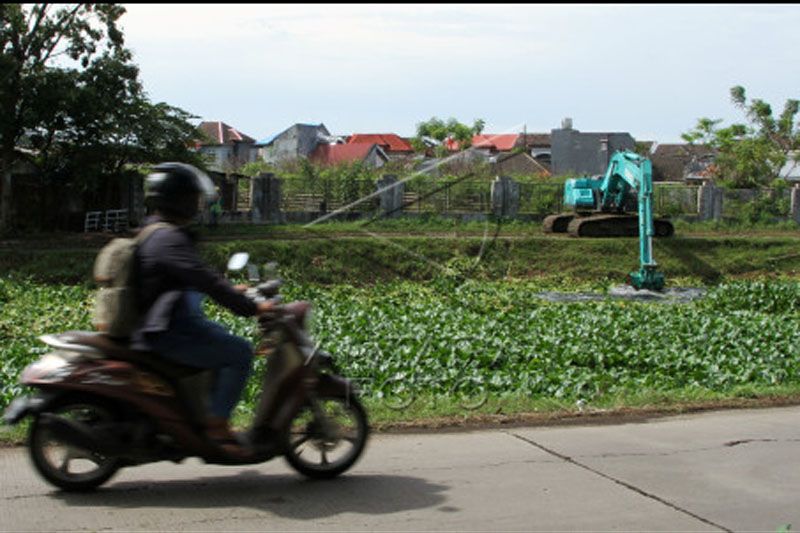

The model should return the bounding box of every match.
[284,394,368,479]
[28,399,121,492]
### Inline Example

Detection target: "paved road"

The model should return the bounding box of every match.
[1,406,799,532]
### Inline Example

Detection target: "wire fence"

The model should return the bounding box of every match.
[518,182,564,216]
[277,178,713,216]
[232,176,799,223]
[402,179,491,214]
[721,187,791,220]
[654,184,700,216]
[281,178,378,214]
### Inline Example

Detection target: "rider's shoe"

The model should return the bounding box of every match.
[205,416,252,459]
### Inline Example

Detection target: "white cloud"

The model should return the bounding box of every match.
[119,4,800,142]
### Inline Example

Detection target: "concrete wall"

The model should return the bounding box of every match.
[550,128,635,176]
[365,146,388,168]
[199,146,228,170]
[263,124,329,164]
[199,144,256,172]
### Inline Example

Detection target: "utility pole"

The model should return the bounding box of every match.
[523,124,527,151]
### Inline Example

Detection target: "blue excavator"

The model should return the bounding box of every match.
[542,150,673,291]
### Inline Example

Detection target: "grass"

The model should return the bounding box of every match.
[3,231,800,286]
[359,384,800,431]
[5,386,800,447]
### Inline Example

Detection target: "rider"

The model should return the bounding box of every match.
[130,162,272,456]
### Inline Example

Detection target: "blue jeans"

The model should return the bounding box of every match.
[146,316,254,419]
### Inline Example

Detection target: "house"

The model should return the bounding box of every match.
[470,134,523,154]
[779,151,800,183]
[196,121,257,172]
[309,143,389,168]
[521,132,552,169]
[445,134,524,154]
[347,133,414,158]
[550,118,635,176]
[492,152,551,177]
[258,123,333,164]
[648,143,716,182]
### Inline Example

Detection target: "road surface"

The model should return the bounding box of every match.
[1,406,799,531]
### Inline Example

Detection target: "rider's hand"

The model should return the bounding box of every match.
[233,284,248,293]
[256,301,274,315]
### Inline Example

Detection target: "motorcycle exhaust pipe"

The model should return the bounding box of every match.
[38,414,119,455]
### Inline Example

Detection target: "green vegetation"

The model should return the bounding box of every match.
[2,277,800,433]
[683,85,800,188]
[411,116,486,156]
[3,232,800,286]
[3,226,800,442]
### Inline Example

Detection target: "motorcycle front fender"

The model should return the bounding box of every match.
[3,393,57,425]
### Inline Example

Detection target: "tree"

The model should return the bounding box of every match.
[682,86,800,188]
[32,55,204,188]
[1,4,120,229]
[412,116,486,156]
[0,4,203,231]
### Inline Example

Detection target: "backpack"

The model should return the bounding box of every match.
[92,222,173,338]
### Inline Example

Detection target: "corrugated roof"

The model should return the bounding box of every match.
[197,121,255,145]
[261,123,330,146]
[348,134,413,153]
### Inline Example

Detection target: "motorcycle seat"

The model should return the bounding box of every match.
[46,331,203,380]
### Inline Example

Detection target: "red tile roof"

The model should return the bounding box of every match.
[348,134,413,153]
[310,143,377,165]
[445,134,522,152]
[471,134,521,151]
[444,138,461,151]
[197,121,256,145]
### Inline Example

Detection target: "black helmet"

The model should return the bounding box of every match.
[145,162,217,219]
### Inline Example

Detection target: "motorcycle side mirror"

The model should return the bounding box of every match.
[227,252,250,272]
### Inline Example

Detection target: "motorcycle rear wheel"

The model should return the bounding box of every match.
[28,399,122,492]
[284,394,368,479]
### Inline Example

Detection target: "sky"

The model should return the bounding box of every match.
[118,3,800,144]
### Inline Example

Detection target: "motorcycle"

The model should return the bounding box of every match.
[3,253,369,491]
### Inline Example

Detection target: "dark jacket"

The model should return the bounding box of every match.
[130,215,257,349]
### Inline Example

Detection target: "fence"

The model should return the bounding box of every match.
[275,178,715,219]
[721,188,792,221]
[84,209,129,233]
[281,178,378,214]
[403,179,491,214]
[518,182,564,216]
[654,184,700,216]
[84,175,800,228]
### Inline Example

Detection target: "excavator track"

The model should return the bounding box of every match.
[542,213,576,234]
[565,213,674,238]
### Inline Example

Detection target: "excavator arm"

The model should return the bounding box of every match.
[599,152,663,291]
